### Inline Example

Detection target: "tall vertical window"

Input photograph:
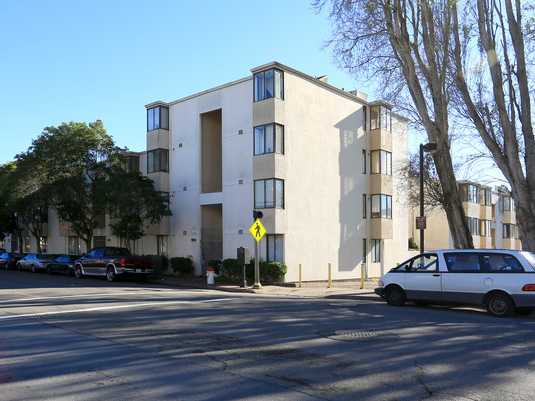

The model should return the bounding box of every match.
[147,149,169,173]
[370,194,392,219]
[480,220,491,237]
[68,236,80,255]
[39,237,48,253]
[501,195,513,211]
[147,106,169,131]
[371,239,381,263]
[362,238,367,264]
[267,234,284,263]
[125,155,140,173]
[465,184,480,203]
[363,106,367,131]
[254,69,284,102]
[482,188,492,206]
[157,235,168,256]
[503,224,517,239]
[254,123,284,155]
[370,150,392,175]
[369,106,391,132]
[254,179,284,209]
[362,194,367,218]
[467,217,480,236]
[362,150,367,173]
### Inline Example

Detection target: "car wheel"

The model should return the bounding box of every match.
[486,292,515,317]
[74,266,83,279]
[516,307,532,316]
[106,267,116,282]
[385,286,406,306]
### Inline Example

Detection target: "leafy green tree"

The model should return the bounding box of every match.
[107,166,171,251]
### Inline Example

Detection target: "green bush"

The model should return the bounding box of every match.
[220,258,286,284]
[170,257,194,276]
[141,255,169,277]
[408,237,419,250]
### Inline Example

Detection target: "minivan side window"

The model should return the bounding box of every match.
[480,253,524,273]
[444,253,480,273]
[391,254,438,272]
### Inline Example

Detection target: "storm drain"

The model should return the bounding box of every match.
[320,329,394,341]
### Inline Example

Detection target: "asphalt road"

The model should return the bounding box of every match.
[1,271,535,401]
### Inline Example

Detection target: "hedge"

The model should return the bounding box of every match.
[220,258,286,284]
[170,257,194,276]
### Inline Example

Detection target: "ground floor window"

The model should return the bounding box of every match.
[39,236,48,253]
[24,236,31,253]
[68,236,80,255]
[157,235,168,256]
[362,238,367,264]
[93,236,106,248]
[266,234,284,263]
[371,239,381,263]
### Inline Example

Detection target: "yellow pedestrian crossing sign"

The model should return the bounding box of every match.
[249,218,266,242]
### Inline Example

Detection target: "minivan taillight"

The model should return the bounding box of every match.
[118,258,127,267]
[522,284,535,292]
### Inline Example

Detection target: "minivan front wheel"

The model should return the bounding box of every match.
[486,292,514,317]
[74,266,83,279]
[385,286,406,306]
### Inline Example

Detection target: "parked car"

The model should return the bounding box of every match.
[375,249,535,317]
[74,247,154,282]
[46,255,78,275]
[0,252,22,270]
[17,253,57,273]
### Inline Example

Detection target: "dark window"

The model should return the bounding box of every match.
[254,69,284,102]
[503,223,517,239]
[362,194,367,218]
[483,188,492,206]
[363,106,367,131]
[480,253,524,273]
[466,184,480,203]
[444,252,481,272]
[480,220,491,237]
[371,239,381,263]
[147,106,169,131]
[93,237,106,249]
[254,179,284,209]
[266,234,284,263]
[147,149,169,173]
[362,238,367,264]
[254,123,284,155]
[467,217,480,236]
[370,150,392,175]
[362,150,367,174]
[371,194,392,219]
[501,196,513,212]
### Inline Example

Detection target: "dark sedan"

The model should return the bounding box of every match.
[0,252,22,270]
[46,255,78,275]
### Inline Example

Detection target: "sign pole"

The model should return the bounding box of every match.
[254,240,261,289]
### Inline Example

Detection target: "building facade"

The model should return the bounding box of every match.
[409,182,522,251]
[14,62,412,281]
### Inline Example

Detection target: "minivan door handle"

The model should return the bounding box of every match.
[432,273,441,277]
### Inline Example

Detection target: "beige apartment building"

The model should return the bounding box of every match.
[10,62,413,282]
[409,182,522,251]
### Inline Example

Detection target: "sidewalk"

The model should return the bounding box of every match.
[152,275,380,299]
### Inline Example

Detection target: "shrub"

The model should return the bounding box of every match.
[141,255,169,277]
[220,258,287,284]
[408,237,419,250]
[170,257,194,276]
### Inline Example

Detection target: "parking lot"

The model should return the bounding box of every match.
[1,270,535,401]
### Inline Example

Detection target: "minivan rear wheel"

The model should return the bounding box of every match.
[385,286,406,306]
[74,266,83,279]
[106,267,116,282]
[486,293,515,317]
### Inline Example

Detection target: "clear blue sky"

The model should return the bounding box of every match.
[1,0,387,163]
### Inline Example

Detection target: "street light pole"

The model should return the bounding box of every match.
[419,144,425,255]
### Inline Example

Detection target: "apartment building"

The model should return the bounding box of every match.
[14,62,412,281]
[409,182,522,250]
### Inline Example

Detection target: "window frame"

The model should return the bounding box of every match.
[370,194,392,219]
[362,194,367,219]
[266,234,284,263]
[362,149,367,174]
[147,148,169,173]
[391,253,439,273]
[147,105,169,132]
[370,149,392,175]
[253,123,284,156]
[371,239,381,263]
[253,68,284,102]
[254,178,285,209]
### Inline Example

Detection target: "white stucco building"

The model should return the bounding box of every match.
[17,62,412,281]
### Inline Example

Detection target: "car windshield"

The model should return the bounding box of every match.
[522,252,535,269]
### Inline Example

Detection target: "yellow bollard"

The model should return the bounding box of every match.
[298,264,302,288]
[327,263,332,288]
